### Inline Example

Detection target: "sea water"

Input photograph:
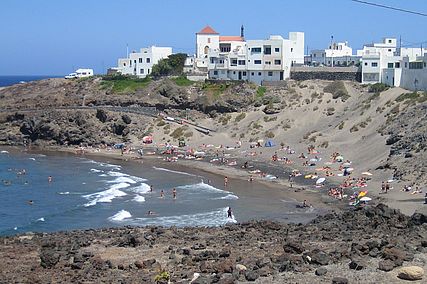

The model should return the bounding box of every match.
[0,148,320,236]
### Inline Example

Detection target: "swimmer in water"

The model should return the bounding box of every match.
[160,190,165,198]
[48,176,53,183]
[150,185,153,192]
[224,176,228,187]
[28,200,33,205]
[147,210,156,216]
[172,188,177,199]
[227,207,232,218]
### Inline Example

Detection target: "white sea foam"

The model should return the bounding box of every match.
[14,227,17,230]
[90,168,103,173]
[29,157,36,161]
[109,210,132,221]
[128,207,236,227]
[133,195,146,202]
[37,217,45,222]
[0,150,9,154]
[177,182,230,194]
[83,183,129,206]
[128,183,151,194]
[107,171,128,177]
[58,191,70,195]
[215,194,239,200]
[153,166,197,177]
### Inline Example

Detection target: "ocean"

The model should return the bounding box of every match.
[0,75,61,87]
[0,148,321,236]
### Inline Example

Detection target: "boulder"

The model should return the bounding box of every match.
[315,267,327,276]
[244,270,259,282]
[40,248,60,268]
[235,264,247,272]
[349,257,367,270]
[378,260,395,272]
[332,277,348,284]
[96,109,108,123]
[397,266,424,281]
[310,250,330,266]
[121,114,132,124]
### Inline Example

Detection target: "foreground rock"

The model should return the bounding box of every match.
[397,266,424,281]
[0,204,426,283]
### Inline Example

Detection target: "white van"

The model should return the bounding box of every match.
[65,68,94,79]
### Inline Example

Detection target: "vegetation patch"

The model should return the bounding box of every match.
[172,75,194,86]
[256,86,267,98]
[101,75,151,93]
[323,81,350,101]
[170,126,188,139]
[368,83,389,93]
[265,131,275,138]
[396,91,427,104]
[234,112,246,122]
[151,53,187,77]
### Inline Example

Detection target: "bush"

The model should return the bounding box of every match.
[151,53,187,77]
[368,83,389,93]
[257,86,266,97]
[172,75,194,86]
[396,91,427,104]
[265,131,275,138]
[323,81,350,101]
[234,112,246,122]
[100,75,151,93]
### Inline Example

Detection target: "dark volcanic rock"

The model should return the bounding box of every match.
[245,270,259,281]
[315,267,328,276]
[96,109,108,123]
[378,259,395,272]
[349,257,367,270]
[310,249,330,265]
[332,277,348,284]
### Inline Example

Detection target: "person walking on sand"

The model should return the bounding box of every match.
[172,188,177,199]
[160,190,165,198]
[224,176,228,187]
[227,207,233,218]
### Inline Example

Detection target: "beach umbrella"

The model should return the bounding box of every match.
[316,177,326,184]
[358,191,367,198]
[360,196,372,202]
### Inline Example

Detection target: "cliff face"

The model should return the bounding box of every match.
[0,204,425,283]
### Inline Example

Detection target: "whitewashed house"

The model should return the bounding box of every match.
[308,41,360,67]
[400,53,427,91]
[115,46,172,78]
[196,25,304,85]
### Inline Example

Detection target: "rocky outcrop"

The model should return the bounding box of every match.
[0,204,425,283]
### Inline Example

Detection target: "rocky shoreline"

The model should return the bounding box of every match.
[1,204,425,283]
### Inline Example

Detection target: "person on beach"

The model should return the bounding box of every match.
[249,175,253,182]
[227,207,233,218]
[160,190,165,198]
[172,188,177,199]
[224,176,228,187]
[302,200,310,208]
[48,176,53,183]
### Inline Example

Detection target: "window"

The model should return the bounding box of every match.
[220,43,231,53]
[134,60,136,64]
[258,72,262,76]
[213,70,218,75]
[264,46,271,55]
[251,72,254,76]
[231,59,237,66]
[243,71,247,76]
[254,60,262,64]
[364,62,368,66]
[148,69,150,74]
[265,61,271,65]
[210,58,215,64]
[291,48,293,52]
[274,59,281,65]
[238,60,246,65]
[251,47,262,54]
[313,54,316,58]
[268,71,273,76]
[395,62,400,68]
[208,38,211,43]
[123,63,126,66]
[140,69,144,74]
[388,63,393,68]
[139,58,143,63]
[233,71,236,74]
[409,62,423,69]
[388,39,392,43]
[424,62,426,68]
[371,62,378,67]
[146,58,150,63]
[405,62,408,68]
[275,48,280,52]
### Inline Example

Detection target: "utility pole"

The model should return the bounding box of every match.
[331,35,334,67]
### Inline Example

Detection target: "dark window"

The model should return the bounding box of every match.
[251,72,254,76]
[140,69,144,74]
[243,71,247,76]
[146,58,150,63]
[274,59,281,65]
[291,48,293,52]
[275,47,280,52]
[409,62,423,69]
[265,61,271,65]
[264,46,271,55]
[251,47,261,53]
[213,70,218,75]
[148,69,150,74]
[371,62,378,67]
[364,62,367,66]
[388,63,393,68]
[139,58,143,63]
[254,60,262,64]
[268,71,273,76]
[238,60,246,65]
[210,58,215,64]
[231,59,238,66]
[258,72,261,76]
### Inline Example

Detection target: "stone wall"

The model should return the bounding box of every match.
[290,66,362,82]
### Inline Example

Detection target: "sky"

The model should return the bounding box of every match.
[0,0,426,75]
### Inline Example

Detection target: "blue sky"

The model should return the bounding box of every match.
[1,0,426,75]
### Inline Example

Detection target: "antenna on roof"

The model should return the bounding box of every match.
[126,43,129,58]
[241,25,244,39]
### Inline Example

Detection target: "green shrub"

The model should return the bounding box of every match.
[154,271,170,283]
[100,75,151,93]
[368,83,389,93]
[338,121,345,130]
[172,75,194,86]
[323,81,350,101]
[257,86,266,97]
[265,131,275,138]
[157,120,166,127]
[234,112,246,122]
[396,91,427,104]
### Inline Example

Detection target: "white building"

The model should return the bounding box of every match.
[308,41,360,67]
[360,37,427,91]
[198,25,304,85]
[115,46,172,78]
